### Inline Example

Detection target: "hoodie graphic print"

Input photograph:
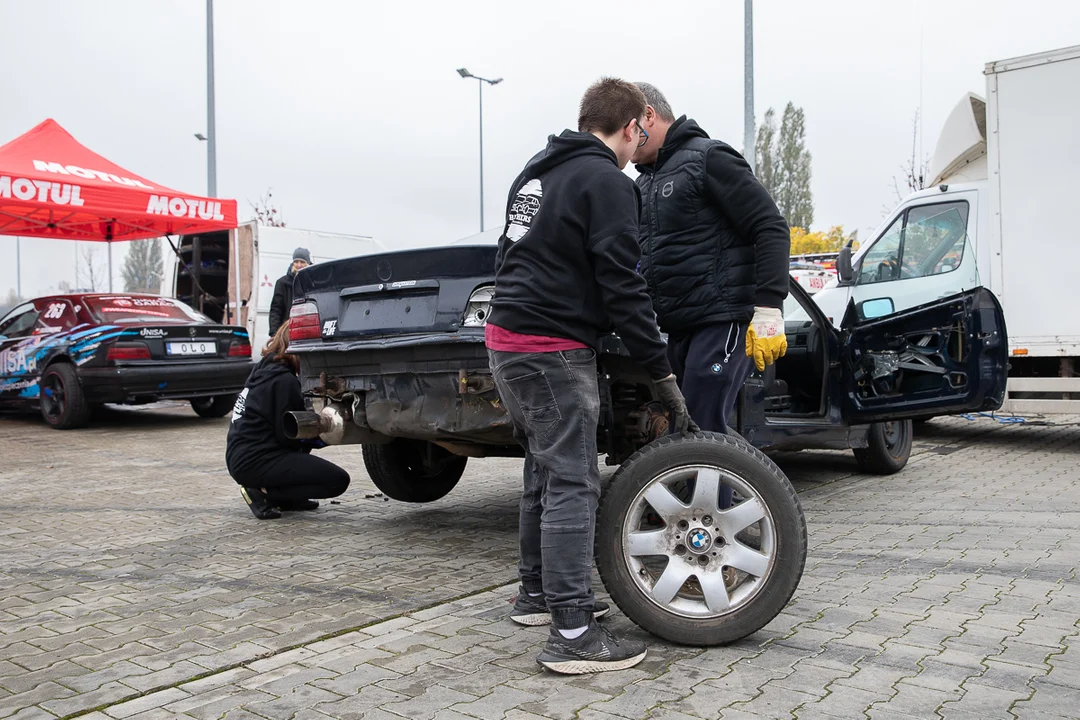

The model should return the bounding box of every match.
[506,179,542,242]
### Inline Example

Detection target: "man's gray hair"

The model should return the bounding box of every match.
[635,82,675,122]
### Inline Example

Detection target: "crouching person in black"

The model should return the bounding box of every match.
[226,321,350,519]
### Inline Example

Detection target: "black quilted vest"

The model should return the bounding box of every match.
[637,135,756,334]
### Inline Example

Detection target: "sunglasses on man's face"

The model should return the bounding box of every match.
[627,119,648,148]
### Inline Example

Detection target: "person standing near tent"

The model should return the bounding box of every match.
[225,321,350,519]
[268,248,311,338]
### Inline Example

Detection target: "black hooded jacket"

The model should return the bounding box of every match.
[635,117,790,334]
[267,267,296,338]
[488,131,671,380]
[225,356,307,478]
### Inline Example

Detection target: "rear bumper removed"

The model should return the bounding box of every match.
[292,335,514,445]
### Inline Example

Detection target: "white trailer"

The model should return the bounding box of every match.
[814,45,1080,413]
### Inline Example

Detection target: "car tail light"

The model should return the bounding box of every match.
[107,342,151,361]
[462,286,495,327]
[229,339,252,358]
[289,301,321,340]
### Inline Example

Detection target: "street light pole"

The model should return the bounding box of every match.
[206,0,218,197]
[478,79,484,233]
[457,68,502,233]
[743,0,756,173]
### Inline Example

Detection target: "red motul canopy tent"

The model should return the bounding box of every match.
[0,119,237,242]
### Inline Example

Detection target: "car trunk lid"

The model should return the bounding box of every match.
[294,245,498,339]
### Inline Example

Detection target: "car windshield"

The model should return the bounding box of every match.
[84,296,211,324]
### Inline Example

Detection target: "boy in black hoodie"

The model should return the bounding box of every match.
[226,322,350,519]
[486,78,696,674]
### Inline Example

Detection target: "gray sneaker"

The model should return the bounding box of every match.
[536,620,647,674]
[509,587,610,626]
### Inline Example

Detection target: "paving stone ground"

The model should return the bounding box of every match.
[0,404,1077,720]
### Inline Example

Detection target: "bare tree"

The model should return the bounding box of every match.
[78,244,107,292]
[250,189,286,228]
[892,110,932,203]
[1,288,22,316]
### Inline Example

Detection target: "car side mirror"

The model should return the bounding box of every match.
[857,297,895,320]
[836,243,854,285]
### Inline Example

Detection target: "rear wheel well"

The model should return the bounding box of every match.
[42,355,74,372]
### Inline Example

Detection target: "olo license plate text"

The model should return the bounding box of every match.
[166,341,215,356]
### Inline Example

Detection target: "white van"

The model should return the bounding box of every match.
[813,45,1080,414]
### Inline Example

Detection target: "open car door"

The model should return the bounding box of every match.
[839,287,1008,423]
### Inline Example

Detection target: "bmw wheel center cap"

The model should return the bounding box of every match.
[687,527,713,554]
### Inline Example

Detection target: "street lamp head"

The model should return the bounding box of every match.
[456,68,472,78]
[194,133,208,141]
[489,78,504,85]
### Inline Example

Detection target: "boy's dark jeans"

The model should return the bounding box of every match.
[489,348,600,630]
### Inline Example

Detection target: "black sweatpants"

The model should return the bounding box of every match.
[230,451,350,502]
[666,320,753,434]
[667,321,753,508]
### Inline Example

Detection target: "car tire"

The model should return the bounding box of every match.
[362,439,467,503]
[190,395,237,418]
[595,432,807,646]
[853,419,912,474]
[39,363,92,430]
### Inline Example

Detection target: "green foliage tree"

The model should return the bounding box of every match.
[756,102,814,230]
[122,239,164,294]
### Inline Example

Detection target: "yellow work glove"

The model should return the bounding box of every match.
[745,306,787,372]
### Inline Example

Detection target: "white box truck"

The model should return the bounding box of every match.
[813,44,1080,413]
[162,222,383,355]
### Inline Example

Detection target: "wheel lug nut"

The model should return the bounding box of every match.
[675,545,687,555]
[678,520,689,530]
[698,556,708,565]
[702,516,713,526]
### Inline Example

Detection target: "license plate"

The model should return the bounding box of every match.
[166,341,216,356]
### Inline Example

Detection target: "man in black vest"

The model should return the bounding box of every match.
[632,83,790,448]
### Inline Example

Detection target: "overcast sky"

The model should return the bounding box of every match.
[3,0,1079,298]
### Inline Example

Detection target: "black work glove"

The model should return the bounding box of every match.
[654,375,701,435]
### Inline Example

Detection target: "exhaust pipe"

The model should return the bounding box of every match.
[283,411,323,440]
[284,404,351,444]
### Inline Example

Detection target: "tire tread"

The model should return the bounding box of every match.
[41,362,91,430]
[362,440,466,503]
[853,420,912,475]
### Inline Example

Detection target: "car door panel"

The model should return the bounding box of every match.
[840,287,1008,422]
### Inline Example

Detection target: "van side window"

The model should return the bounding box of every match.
[857,217,903,284]
[857,201,970,286]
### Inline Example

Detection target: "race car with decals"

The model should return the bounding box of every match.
[0,293,254,429]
